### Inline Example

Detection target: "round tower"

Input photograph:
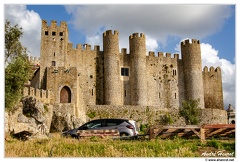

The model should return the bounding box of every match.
[181,39,205,109]
[129,33,147,105]
[103,30,121,105]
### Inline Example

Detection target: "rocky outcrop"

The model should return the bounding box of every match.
[50,103,85,132]
[5,96,86,140]
[5,96,53,140]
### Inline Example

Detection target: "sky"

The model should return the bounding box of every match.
[2,1,237,111]
[1,0,239,161]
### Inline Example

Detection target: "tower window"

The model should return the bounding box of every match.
[52,61,56,66]
[121,68,129,76]
[173,69,177,76]
[45,31,48,35]
[59,32,63,36]
[52,31,56,36]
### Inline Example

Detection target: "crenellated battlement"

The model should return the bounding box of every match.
[148,51,155,57]
[29,56,40,65]
[129,33,145,39]
[203,66,221,74]
[50,20,57,27]
[181,39,200,46]
[103,30,119,37]
[121,48,127,55]
[68,43,100,52]
[42,20,48,28]
[174,54,179,59]
[60,21,67,27]
[42,20,67,28]
[23,87,51,104]
[166,53,171,58]
[147,51,180,61]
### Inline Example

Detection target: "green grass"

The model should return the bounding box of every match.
[4,133,235,157]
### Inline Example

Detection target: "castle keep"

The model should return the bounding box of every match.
[29,20,224,124]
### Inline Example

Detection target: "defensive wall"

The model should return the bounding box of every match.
[29,56,40,65]
[22,86,52,104]
[203,66,223,109]
[87,105,228,126]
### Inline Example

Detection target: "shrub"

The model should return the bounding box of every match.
[179,99,200,125]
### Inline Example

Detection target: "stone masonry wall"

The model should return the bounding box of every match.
[87,105,228,127]
[203,66,224,109]
[23,87,51,104]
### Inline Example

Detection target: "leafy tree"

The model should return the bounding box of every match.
[5,20,33,111]
[179,98,201,125]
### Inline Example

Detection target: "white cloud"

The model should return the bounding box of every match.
[65,5,233,51]
[4,5,41,57]
[146,36,158,53]
[86,35,102,50]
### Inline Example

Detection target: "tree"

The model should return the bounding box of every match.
[5,20,33,111]
[179,98,201,125]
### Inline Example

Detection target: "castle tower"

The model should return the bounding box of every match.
[129,33,147,105]
[103,30,122,105]
[40,20,69,89]
[181,39,205,108]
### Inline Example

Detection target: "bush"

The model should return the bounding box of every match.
[179,99,200,125]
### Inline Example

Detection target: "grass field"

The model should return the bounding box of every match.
[4,133,235,157]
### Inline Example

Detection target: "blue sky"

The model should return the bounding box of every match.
[3,3,236,109]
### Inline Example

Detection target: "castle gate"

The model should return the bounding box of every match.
[60,86,71,103]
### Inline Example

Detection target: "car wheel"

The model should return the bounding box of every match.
[120,133,129,137]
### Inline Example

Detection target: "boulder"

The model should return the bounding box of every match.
[6,96,53,140]
[50,109,84,132]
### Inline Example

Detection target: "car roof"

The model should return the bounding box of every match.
[90,118,129,121]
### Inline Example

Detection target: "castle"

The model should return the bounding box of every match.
[28,20,224,123]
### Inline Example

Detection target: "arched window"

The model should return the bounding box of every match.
[60,86,71,103]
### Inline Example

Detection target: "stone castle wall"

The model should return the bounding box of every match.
[23,87,51,103]
[34,20,226,128]
[39,20,224,110]
[87,105,228,126]
[203,66,224,109]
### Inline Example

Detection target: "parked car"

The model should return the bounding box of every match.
[62,118,139,138]
[128,120,139,135]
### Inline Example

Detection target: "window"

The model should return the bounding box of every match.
[52,61,56,66]
[121,68,129,76]
[45,31,48,35]
[81,120,103,129]
[59,32,63,36]
[105,119,123,126]
[52,31,56,36]
[173,70,177,76]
